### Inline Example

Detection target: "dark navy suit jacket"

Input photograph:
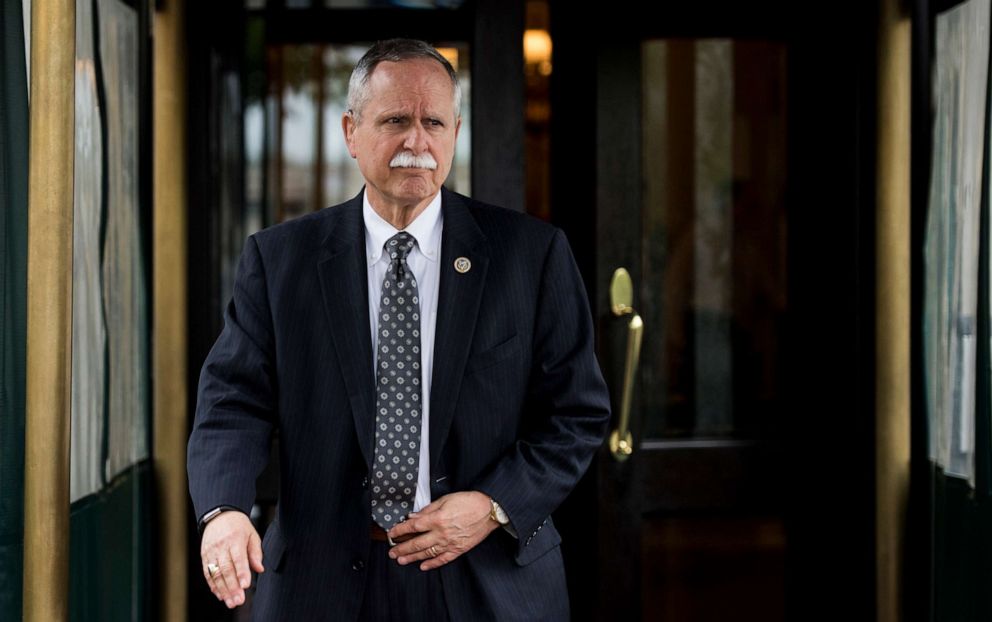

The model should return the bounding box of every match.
[187,187,611,621]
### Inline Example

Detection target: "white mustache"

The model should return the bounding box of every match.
[389,151,438,170]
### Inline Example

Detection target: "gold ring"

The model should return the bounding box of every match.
[428,545,439,558]
[207,562,219,578]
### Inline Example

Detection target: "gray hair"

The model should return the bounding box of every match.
[347,38,462,122]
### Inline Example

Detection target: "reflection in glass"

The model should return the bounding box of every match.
[72,0,106,501]
[322,0,467,8]
[71,0,150,500]
[96,0,149,482]
[924,0,990,487]
[640,39,788,439]
[70,1,151,614]
[524,0,552,220]
[244,1,468,10]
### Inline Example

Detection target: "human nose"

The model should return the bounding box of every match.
[402,122,429,153]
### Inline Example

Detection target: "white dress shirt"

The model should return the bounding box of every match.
[363,189,442,513]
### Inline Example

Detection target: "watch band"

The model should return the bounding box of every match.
[201,507,225,523]
[197,505,239,535]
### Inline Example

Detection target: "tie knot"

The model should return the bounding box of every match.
[386,232,416,261]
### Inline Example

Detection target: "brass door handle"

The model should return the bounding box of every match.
[609,268,643,461]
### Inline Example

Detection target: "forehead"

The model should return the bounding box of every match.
[365,58,456,113]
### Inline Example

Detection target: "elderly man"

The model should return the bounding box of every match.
[187,38,610,621]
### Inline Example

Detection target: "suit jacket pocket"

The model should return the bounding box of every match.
[465,333,521,375]
[261,521,287,572]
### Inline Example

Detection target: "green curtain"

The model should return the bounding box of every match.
[0,0,29,619]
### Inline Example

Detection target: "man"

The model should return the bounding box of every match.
[187,38,610,621]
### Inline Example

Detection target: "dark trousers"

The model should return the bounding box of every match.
[358,541,450,622]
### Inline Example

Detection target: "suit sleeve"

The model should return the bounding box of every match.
[187,235,277,525]
[472,228,611,560]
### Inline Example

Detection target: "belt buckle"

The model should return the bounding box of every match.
[387,534,398,546]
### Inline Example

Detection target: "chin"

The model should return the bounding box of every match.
[393,181,437,201]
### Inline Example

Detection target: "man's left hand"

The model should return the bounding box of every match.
[387,491,499,571]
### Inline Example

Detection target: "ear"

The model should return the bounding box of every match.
[342,112,358,159]
[454,116,462,141]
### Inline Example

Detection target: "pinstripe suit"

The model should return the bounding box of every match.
[188,187,611,621]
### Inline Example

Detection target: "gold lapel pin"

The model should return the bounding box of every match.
[454,257,471,273]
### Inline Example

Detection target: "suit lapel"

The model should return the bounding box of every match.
[429,189,489,471]
[317,192,376,468]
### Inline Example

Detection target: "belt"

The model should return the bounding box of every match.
[370,523,419,545]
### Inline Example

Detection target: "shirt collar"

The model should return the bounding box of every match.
[363,189,443,267]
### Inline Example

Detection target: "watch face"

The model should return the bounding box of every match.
[493,502,509,525]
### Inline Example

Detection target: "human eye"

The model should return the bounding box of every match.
[381,115,408,127]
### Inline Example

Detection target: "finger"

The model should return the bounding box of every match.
[202,560,225,600]
[218,554,245,608]
[401,498,444,527]
[204,557,235,604]
[396,545,449,566]
[397,543,447,566]
[420,550,459,571]
[389,514,429,539]
[389,531,436,560]
[230,540,253,590]
[388,521,416,539]
[248,530,265,574]
[404,508,448,535]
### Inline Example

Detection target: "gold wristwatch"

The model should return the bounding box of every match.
[489,498,510,526]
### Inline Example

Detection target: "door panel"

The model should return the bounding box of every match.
[641,516,786,622]
[639,38,788,442]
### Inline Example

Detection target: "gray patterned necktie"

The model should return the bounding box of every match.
[370,231,423,530]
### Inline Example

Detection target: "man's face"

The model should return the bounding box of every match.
[343,58,461,210]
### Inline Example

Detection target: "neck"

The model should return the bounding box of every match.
[367,189,437,230]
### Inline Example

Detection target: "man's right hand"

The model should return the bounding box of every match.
[200,511,265,609]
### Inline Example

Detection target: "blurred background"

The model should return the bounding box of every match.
[2,0,991,620]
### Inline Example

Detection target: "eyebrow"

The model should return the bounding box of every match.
[378,110,446,121]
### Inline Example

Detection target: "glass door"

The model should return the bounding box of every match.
[594,36,789,622]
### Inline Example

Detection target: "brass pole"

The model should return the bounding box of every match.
[875,1,911,620]
[153,0,189,619]
[22,0,75,620]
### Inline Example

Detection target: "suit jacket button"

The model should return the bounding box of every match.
[361,477,369,489]
[352,559,365,571]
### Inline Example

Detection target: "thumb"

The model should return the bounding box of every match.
[248,530,265,573]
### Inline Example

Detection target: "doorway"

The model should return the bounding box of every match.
[550,2,878,620]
